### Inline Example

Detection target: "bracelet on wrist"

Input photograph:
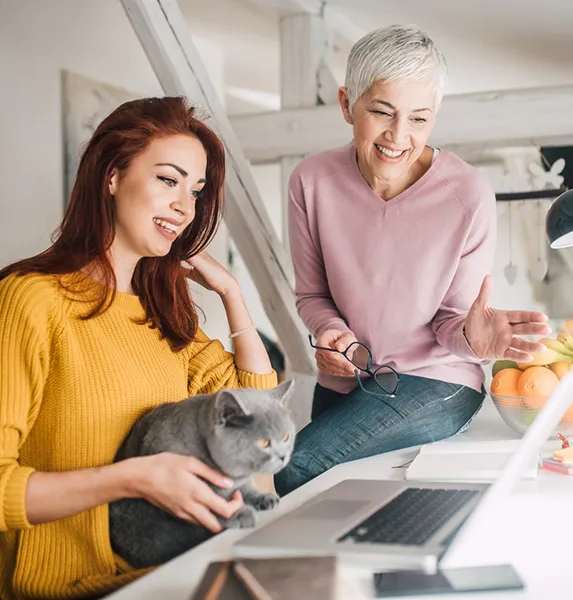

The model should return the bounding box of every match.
[229,325,256,339]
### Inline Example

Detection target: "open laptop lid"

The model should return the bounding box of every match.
[440,371,573,566]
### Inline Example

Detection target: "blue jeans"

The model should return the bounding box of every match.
[274,374,484,496]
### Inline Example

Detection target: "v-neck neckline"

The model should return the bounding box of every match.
[347,142,443,210]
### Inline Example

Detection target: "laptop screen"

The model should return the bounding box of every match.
[441,371,573,565]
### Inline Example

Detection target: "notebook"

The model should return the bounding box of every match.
[235,556,336,600]
[404,439,540,483]
[191,557,368,600]
[191,561,250,600]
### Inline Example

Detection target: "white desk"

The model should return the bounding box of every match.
[107,399,573,600]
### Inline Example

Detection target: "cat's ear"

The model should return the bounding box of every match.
[214,390,253,427]
[271,379,295,405]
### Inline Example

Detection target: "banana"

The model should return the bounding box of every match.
[558,332,573,353]
[516,347,573,370]
[540,338,573,357]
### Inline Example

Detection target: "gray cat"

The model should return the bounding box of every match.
[108,381,296,569]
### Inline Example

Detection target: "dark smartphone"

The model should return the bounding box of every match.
[373,564,524,597]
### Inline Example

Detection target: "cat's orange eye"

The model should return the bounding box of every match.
[283,434,290,442]
[258,439,271,449]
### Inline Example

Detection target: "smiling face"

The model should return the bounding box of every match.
[108,134,207,265]
[339,79,437,197]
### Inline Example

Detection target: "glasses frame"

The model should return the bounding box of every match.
[308,334,400,398]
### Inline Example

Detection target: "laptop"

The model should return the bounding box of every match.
[235,373,573,572]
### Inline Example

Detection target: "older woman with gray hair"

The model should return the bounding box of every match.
[274,25,550,496]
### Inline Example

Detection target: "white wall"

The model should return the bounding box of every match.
[0,0,232,344]
[0,0,155,265]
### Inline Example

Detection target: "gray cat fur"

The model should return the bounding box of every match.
[108,380,296,568]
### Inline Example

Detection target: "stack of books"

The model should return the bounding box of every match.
[404,439,539,482]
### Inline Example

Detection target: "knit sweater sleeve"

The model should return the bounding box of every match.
[288,167,350,337]
[187,328,277,395]
[0,275,56,532]
[430,176,497,363]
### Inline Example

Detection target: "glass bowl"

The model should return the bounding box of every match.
[490,393,573,437]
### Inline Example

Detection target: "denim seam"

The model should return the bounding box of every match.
[343,419,430,464]
[327,391,483,466]
[442,385,465,402]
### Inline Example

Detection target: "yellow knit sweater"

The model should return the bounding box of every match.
[0,273,277,600]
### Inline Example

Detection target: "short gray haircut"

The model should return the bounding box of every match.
[344,25,448,109]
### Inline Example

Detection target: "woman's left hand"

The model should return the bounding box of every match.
[464,275,551,362]
[184,252,239,297]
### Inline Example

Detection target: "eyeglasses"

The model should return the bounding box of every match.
[308,334,400,398]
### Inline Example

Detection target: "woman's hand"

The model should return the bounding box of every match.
[184,252,239,297]
[184,252,273,376]
[464,275,551,362]
[128,453,243,533]
[315,329,360,377]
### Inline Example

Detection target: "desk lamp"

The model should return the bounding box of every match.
[546,189,573,249]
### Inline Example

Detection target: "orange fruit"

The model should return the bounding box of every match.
[550,361,573,380]
[517,367,560,409]
[490,368,522,396]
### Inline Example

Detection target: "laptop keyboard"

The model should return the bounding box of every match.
[338,488,478,546]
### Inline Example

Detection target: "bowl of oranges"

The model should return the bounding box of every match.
[489,334,573,437]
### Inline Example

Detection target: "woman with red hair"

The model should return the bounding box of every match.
[0,96,277,599]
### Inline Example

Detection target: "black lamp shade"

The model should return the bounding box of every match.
[546,189,573,249]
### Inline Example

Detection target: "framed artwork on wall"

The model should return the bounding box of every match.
[61,70,137,206]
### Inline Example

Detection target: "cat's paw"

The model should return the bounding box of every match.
[253,492,280,511]
[224,506,256,529]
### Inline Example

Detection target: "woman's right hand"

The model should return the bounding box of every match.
[127,453,243,533]
[315,329,360,377]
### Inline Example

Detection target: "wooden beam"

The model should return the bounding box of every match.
[229,85,573,163]
[280,12,329,108]
[279,9,332,418]
[279,12,331,253]
[254,0,350,105]
[120,0,315,375]
[248,0,324,16]
[278,6,340,105]
[247,0,366,47]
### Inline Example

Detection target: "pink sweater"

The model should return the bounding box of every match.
[288,143,496,394]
